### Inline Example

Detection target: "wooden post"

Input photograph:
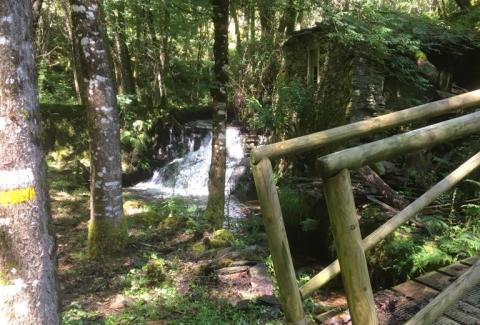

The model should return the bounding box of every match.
[323,169,378,325]
[252,158,306,324]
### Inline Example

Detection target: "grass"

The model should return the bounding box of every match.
[48,165,282,325]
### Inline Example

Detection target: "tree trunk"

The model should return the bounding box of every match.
[112,3,136,96]
[62,0,88,104]
[205,0,229,228]
[146,10,168,108]
[70,0,126,259]
[0,1,59,323]
[32,0,43,32]
[231,0,242,53]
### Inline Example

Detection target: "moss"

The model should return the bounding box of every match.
[143,259,166,286]
[128,211,161,227]
[192,241,206,253]
[87,216,128,260]
[123,199,144,215]
[204,196,224,229]
[209,229,235,248]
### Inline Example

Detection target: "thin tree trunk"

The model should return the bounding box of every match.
[231,0,242,53]
[32,0,44,32]
[0,1,59,323]
[112,3,136,96]
[146,10,167,108]
[70,0,126,259]
[62,0,88,104]
[205,0,229,227]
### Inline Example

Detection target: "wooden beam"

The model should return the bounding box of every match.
[300,152,480,298]
[405,259,480,325]
[251,158,306,324]
[251,89,480,163]
[317,111,480,178]
[323,169,378,325]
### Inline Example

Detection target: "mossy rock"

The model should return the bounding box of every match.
[192,241,207,253]
[129,211,162,227]
[143,259,166,286]
[209,229,235,248]
[123,200,144,215]
[159,216,184,229]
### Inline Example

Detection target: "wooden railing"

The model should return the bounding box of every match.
[250,90,480,325]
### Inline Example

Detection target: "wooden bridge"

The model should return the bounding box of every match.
[250,90,480,324]
[324,256,480,324]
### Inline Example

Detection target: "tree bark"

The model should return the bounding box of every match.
[32,0,43,32]
[146,10,168,108]
[205,0,229,227]
[61,0,88,104]
[112,3,136,96]
[70,0,126,259]
[0,1,59,323]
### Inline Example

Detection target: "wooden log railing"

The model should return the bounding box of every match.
[250,90,480,325]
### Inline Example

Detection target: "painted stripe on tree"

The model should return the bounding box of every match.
[0,168,34,190]
[0,187,36,206]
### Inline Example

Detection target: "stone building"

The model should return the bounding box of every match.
[282,24,387,132]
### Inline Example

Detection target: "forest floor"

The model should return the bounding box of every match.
[49,166,297,324]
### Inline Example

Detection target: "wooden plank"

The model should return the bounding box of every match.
[444,302,480,324]
[405,260,480,325]
[455,300,480,319]
[461,255,479,266]
[460,286,480,308]
[439,263,470,278]
[251,159,306,324]
[251,89,480,163]
[433,316,462,325]
[392,280,438,300]
[317,111,480,178]
[416,271,457,291]
[323,169,378,325]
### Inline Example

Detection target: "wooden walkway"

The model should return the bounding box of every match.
[325,256,480,324]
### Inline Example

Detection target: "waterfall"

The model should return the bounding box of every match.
[133,123,247,199]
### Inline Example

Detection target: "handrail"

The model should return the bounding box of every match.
[251,89,480,324]
[317,110,480,177]
[300,151,480,298]
[251,89,480,163]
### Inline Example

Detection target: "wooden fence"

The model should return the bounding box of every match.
[251,90,480,324]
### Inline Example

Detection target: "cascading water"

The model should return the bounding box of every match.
[133,122,249,217]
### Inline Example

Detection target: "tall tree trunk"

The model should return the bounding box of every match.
[70,0,126,259]
[62,0,88,104]
[0,1,59,323]
[32,0,43,31]
[112,3,136,96]
[258,0,275,46]
[146,11,167,108]
[205,0,229,228]
[231,0,242,53]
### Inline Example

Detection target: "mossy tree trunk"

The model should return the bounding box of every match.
[70,0,127,259]
[205,0,229,228]
[0,1,59,323]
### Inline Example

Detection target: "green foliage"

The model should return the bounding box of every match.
[370,203,480,280]
[247,80,315,140]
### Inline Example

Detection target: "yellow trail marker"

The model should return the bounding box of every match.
[0,187,36,206]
